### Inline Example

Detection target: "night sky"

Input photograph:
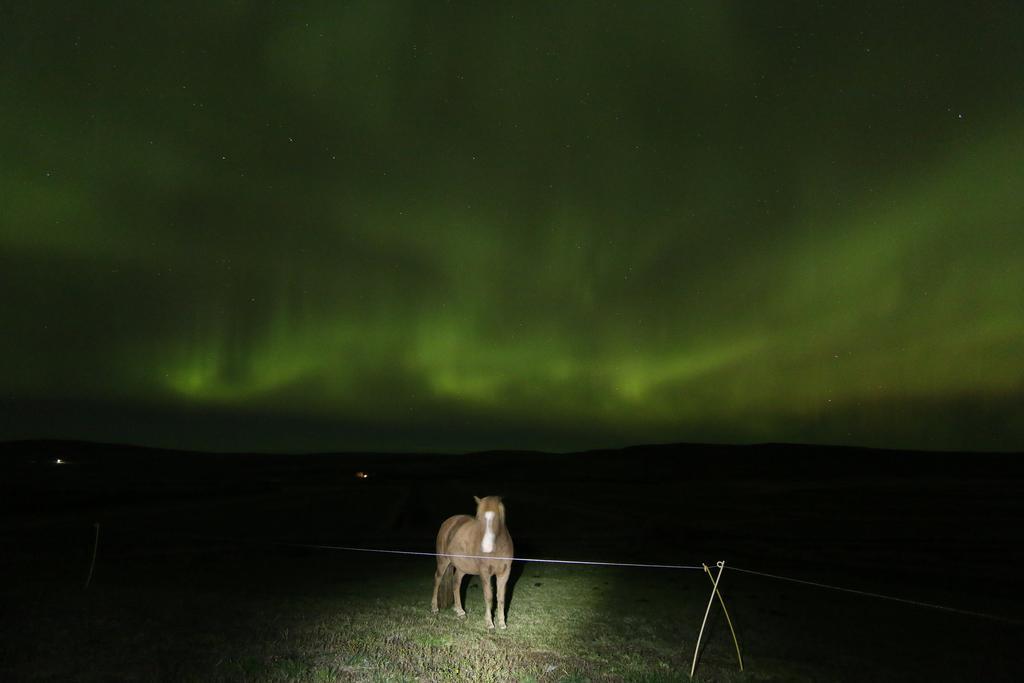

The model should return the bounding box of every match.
[2,2,1022,453]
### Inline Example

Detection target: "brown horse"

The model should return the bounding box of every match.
[431,495,514,629]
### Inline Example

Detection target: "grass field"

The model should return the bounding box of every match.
[1,538,834,682]
[2,441,1022,681]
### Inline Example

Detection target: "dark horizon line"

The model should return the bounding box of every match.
[3,436,1021,458]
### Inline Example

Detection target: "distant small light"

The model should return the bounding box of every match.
[354,471,370,480]
[55,458,65,465]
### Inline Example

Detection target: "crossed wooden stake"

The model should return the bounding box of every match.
[690,561,743,678]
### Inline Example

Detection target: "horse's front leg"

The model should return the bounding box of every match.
[481,571,495,629]
[495,564,510,629]
[453,569,467,618]
[431,560,448,613]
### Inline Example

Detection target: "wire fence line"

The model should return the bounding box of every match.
[192,535,705,570]
[307,543,707,570]
[728,566,1023,625]
[184,533,1021,624]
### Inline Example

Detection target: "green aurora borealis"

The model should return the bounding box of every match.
[2,2,1023,452]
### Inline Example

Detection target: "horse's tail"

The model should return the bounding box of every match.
[437,563,455,610]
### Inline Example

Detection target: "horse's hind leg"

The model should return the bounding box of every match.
[452,568,467,617]
[495,565,510,629]
[480,571,495,629]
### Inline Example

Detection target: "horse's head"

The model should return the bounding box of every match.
[473,495,506,526]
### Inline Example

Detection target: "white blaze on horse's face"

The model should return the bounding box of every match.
[482,510,496,553]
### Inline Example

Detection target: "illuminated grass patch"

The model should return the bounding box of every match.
[0,551,800,682]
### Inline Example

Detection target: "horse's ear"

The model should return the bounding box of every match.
[473,495,482,504]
